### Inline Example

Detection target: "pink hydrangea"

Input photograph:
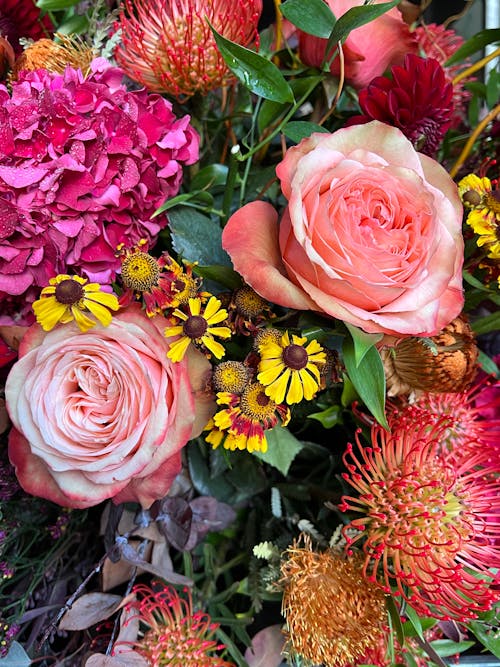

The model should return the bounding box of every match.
[0,58,199,324]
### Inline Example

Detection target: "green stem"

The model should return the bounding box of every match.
[221,145,243,225]
[238,78,322,162]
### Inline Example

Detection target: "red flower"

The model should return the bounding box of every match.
[115,0,262,99]
[0,0,53,54]
[339,417,500,621]
[349,54,454,155]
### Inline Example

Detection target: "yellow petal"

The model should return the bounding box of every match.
[32,298,68,331]
[188,298,201,316]
[257,364,284,386]
[265,368,291,405]
[202,335,226,359]
[83,298,113,327]
[286,370,304,405]
[203,296,222,320]
[300,368,320,401]
[164,325,184,338]
[167,336,191,362]
[71,306,96,332]
[87,291,120,311]
[206,325,231,339]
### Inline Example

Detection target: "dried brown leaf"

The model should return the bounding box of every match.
[59,593,123,631]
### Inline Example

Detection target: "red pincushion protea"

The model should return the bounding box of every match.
[339,416,500,621]
[116,583,234,666]
[0,0,53,54]
[115,0,262,99]
[349,53,454,156]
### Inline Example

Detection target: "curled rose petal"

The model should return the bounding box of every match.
[5,305,214,509]
[223,122,464,337]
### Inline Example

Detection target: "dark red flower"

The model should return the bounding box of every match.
[0,0,53,54]
[349,54,454,156]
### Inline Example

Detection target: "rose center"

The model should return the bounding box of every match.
[54,279,84,305]
[282,344,308,370]
[183,315,207,339]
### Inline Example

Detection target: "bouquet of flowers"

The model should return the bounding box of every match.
[0,0,499,665]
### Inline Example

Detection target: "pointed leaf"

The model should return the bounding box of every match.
[445,28,500,66]
[0,642,31,667]
[210,25,294,103]
[467,620,500,659]
[253,426,304,475]
[345,323,383,366]
[327,0,400,44]
[280,0,336,38]
[168,208,231,266]
[283,120,330,142]
[59,593,123,630]
[343,337,388,430]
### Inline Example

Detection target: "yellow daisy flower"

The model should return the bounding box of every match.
[32,275,120,332]
[165,296,231,362]
[257,331,326,405]
[205,383,290,453]
[458,173,500,260]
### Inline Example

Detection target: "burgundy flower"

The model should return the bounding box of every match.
[349,54,454,156]
[0,0,53,54]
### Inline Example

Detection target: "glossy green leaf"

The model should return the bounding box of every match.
[280,0,336,38]
[36,0,80,8]
[402,616,437,639]
[193,264,243,290]
[345,323,383,367]
[468,620,500,659]
[340,373,358,407]
[445,28,500,66]
[258,76,322,135]
[386,596,405,646]
[152,190,214,216]
[283,121,330,143]
[402,605,425,641]
[254,426,304,476]
[471,310,500,335]
[429,640,475,657]
[190,164,229,191]
[54,14,89,35]
[168,208,231,266]
[343,337,388,429]
[478,350,499,377]
[210,25,294,103]
[308,404,343,429]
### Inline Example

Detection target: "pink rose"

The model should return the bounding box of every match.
[5,305,214,509]
[222,122,464,337]
[298,0,417,89]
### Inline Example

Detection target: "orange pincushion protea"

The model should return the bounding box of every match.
[340,417,500,621]
[115,0,262,99]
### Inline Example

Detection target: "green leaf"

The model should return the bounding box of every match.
[478,350,499,377]
[280,0,336,38]
[343,338,388,429]
[386,596,405,646]
[253,426,304,476]
[325,0,399,50]
[283,120,330,143]
[193,264,243,290]
[402,616,437,639]
[258,76,323,135]
[402,604,425,641]
[345,323,383,367]
[210,25,294,103]
[340,373,358,407]
[168,208,231,266]
[152,191,214,217]
[190,164,229,191]
[467,621,500,660]
[471,310,500,336]
[36,0,79,7]
[429,640,475,657]
[308,404,343,429]
[445,28,500,66]
[54,14,89,34]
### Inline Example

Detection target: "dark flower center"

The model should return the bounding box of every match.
[54,279,84,305]
[183,315,207,339]
[462,190,482,206]
[282,344,308,370]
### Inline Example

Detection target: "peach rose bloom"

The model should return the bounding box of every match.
[5,305,214,509]
[298,0,417,89]
[223,122,464,337]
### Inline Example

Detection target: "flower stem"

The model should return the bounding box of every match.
[449,102,500,178]
[452,46,500,85]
